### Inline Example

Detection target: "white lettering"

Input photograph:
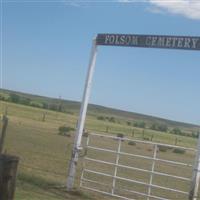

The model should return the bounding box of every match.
[109,35,115,44]
[151,37,157,46]
[125,36,131,45]
[115,35,120,45]
[105,35,110,44]
[184,38,191,48]
[103,34,199,50]
[171,37,178,47]
[157,37,165,47]
[177,38,184,48]
[145,37,151,46]
[131,36,138,45]
[166,37,172,47]
[191,38,199,49]
[120,35,125,45]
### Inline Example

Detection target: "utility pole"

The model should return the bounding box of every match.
[66,38,98,190]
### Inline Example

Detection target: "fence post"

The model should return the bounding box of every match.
[0,154,19,200]
[132,129,134,138]
[0,115,8,154]
[189,135,200,200]
[112,138,121,195]
[106,126,109,133]
[147,144,157,200]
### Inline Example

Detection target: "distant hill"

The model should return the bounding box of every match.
[0,88,199,133]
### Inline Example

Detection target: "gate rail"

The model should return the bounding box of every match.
[80,133,200,200]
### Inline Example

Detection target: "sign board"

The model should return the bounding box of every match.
[96,34,200,51]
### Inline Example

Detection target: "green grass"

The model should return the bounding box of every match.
[16,172,96,200]
[0,100,198,199]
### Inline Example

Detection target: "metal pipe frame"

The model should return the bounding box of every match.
[80,133,199,200]
[90,133,196,152]
[83,169,189,195]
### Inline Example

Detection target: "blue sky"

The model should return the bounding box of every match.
[1,1,200,124]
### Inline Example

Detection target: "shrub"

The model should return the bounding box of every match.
[9,93,20,103]
[192,132,199,138]
[0,94,5,101]
[143,137,149,141]
[173,148,185,154]
[58,126,75,137]
[49,104,58,111]
[59,126,74,133]
[83,131,89,137]
[170,128,182,135]
[117,133,124,138]
[133,121,146,128]
[20,98,31,105]
[157,124,168,132]
[127,121,131,126]
[97,116,105,121]
[158,145,169,152]
[150,123,168,132]
[42,102,48,109]
[109,117,116,123]
[150,123,157,130]
[128,141,136,146]
[138,121,146,128]
[30,101,43,108]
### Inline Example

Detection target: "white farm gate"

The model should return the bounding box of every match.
[80,133,200,200]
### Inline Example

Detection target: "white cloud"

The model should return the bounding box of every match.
[149,0,200,20]
[118,0,200,20]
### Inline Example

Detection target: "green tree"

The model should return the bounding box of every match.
[171,127,182,135]
[133,121,146,128]
[157,124,168,132]
[97,116,105,120]
[20,98,31,105]
[109,117,116,123]
[9,93,20,103]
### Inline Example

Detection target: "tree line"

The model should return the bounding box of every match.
[0,93,64,112]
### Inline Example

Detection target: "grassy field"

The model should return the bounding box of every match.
[0,98,199,199]
[0,101,112,200]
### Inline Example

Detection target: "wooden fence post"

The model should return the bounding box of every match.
[132,129,134,138]
[0,154,19,200]
[106,126,109,133]
[0,115,19,200]
[0,115,8,154]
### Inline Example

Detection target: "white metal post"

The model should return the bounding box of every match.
[147,144,157,200]
[189,135,200,200]
[112,138,122,195]
[66,38,98,190]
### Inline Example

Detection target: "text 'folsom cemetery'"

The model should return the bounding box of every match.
[96,34,200,50]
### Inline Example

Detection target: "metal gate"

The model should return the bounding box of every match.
[80,133,200,200]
